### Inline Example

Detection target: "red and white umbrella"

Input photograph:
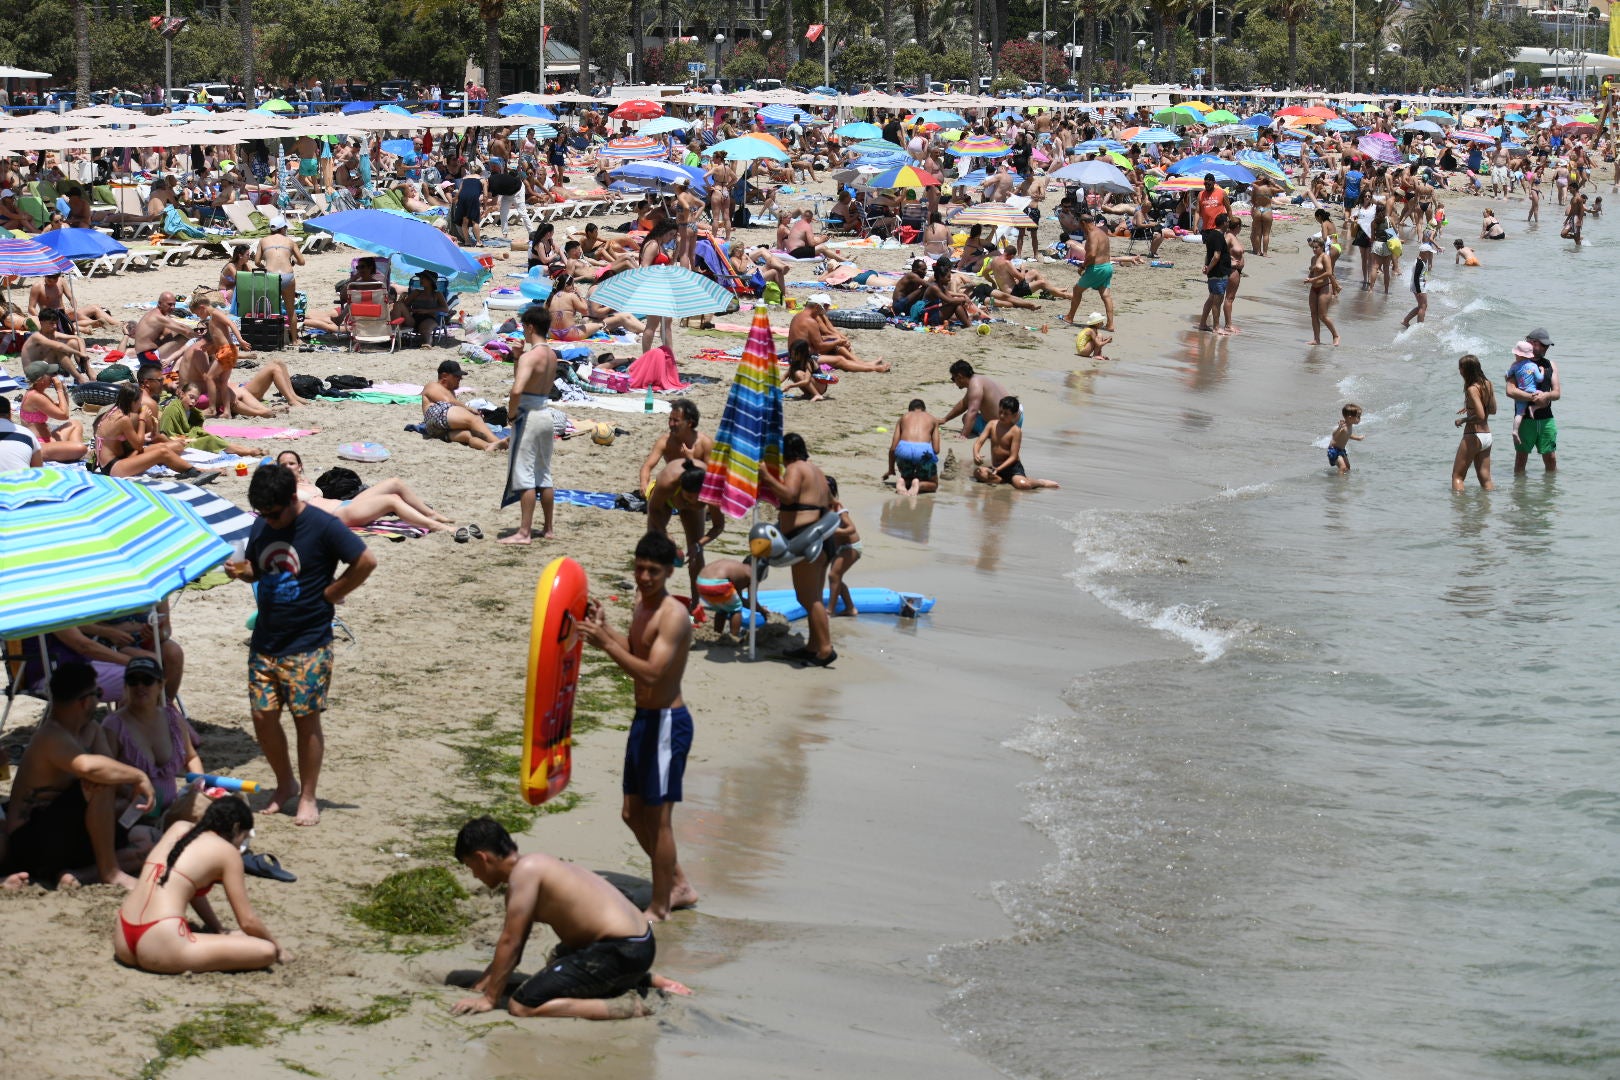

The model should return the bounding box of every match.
[610,99,665,121]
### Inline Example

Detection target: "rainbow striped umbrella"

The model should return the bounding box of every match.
[866,164,941,189]
[950,203,1038,228]
[590,265,733,319]
[701,305,784,520]
[0,469,231,639]
[1151,175,1208,192]
[599,135,665,159]
[0,237,75,278]
[947,135,1012,157]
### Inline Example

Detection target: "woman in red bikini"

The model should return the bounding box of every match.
[113,796,289,973]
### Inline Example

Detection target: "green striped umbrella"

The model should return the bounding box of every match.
[0,469,231,639]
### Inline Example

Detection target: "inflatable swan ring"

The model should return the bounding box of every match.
[748,511,843,569]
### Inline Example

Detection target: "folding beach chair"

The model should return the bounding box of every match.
[344,259,403,352]
[403,272,457,346]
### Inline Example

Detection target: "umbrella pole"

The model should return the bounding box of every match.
[747,504,758,661]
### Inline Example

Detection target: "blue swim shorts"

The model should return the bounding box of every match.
[623,705,693,805]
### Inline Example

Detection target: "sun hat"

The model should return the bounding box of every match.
[1512,340,1535,358]
[1085,312,1106,327]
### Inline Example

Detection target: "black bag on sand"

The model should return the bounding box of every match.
[239,314,288,352]
[732,205,752,228]
[326,374,372,391]
[617,491,649,513]
[290,374,324,399]
[315,467,364,500]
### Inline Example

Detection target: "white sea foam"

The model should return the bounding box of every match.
[1217,482,1273,499]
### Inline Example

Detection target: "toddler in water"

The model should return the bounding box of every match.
[1328,404,1363,473]
[1507,340,1541,446]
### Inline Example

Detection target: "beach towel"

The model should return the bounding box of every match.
[628,346,689,392]
[204,423,315,439]
[352,520,430,540]
[565,393,672,415]
[0,366,23,394]
[553,489,627,510]
[343,391,423,405]
[161,205,211,240]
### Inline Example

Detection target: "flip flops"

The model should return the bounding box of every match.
[467,524,484,540]
[241,851,297,882]
[454,524,486,543]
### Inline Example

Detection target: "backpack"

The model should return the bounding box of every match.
[97,363,134,383]
[326,374,372,391]
[314,466,364,500]
[290,373,324,399]
[731,205,752,228]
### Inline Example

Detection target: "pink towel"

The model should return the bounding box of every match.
[627,346,689,392]
[205,423,315,439]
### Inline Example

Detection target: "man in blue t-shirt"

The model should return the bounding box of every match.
[227,464,375,826]
[1343,166,1363,211]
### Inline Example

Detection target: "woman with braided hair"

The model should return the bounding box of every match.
[113,796,290,973]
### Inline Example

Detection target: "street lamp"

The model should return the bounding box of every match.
[715,33,725,79]
[1041,0,1048,91]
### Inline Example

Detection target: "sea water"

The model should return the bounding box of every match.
[935,214,1620,1077]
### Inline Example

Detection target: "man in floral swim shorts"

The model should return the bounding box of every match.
[227,464,376,826]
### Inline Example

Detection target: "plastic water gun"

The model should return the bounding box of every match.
[184,772,262,793]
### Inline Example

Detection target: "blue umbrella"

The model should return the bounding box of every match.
[811,86,838,95]
[1504,111,1526,122]
[955,168,1023,188]
[1129,128,1182,144]
[0,469,231,640]
[703,137,790,163]
[1074,138,1126,153]
[912,109,966,128]
[500,102,557,120]
[641,117,692,137]
[834,122,882,139]
[1242,113,1272,127]
[32,228,127,261]
[304,209,490,293]
[589,265,734,319]
[513,123,560,141]
[1276,141,1306,158]
[380,104,414,116]
[1324,118,1358,132]
[1048,160,1133,193]
[760,104,817,125]
[1168,156,1257,183]
[610,161,710,197]
[341,101,377,114]
[1401,119,1443,134]
[380,139,417,158]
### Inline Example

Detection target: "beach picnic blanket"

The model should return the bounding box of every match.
[204,423,316,440]
[563,395,671,415]
[554,489,629,511]
[353,520,430,540]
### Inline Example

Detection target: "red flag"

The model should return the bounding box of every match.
[805,24,825,43]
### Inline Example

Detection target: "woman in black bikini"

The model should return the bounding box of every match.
[113,796,289,974]
[758,433,836,667]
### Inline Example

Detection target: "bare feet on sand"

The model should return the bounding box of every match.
[2,872,30,890]
[294,798,320,826]
[497,532,532,546]
[261,784,299,816]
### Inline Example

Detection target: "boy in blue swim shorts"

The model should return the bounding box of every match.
[580,531,699,922]
[885,398,943,494]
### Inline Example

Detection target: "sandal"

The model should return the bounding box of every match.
[798,649,838,668]
[467,524,484,540]
[241,851,297,882]
[454,527,470,543]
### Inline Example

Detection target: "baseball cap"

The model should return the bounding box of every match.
[1525,328,1554,347]
[125,656,163,684]
[269,214,288,231]
[23,360,61,381]
[1512,340,1535,358]
[437,359,466,377]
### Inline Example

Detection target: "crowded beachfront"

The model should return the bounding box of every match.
[0,61,1612,1077]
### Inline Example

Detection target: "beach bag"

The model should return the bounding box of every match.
[760,281,783,305]
[314,466,364,500]
[239,313,286,351]
[326,374,372,391]
[616,491,649,513]
[731,205,752,228]
[290,374,324,399]
[97,363,134,383]
[588,367,631,393]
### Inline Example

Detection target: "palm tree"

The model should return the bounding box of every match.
[1238,0,1314,88]
[630,0,644,82]
[73,0,91,100]
[1362,0,1402,85]
[1461,0,1477,91]
[241,0,256,93]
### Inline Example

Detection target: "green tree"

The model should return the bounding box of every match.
[893,42,931,80]
[722,42,768,80]
[1238,0,1315,87]
[259,0,383,85]
[241,0,255,90]
[788,56,824,85]
[989,71,1025,91]
[831,37,885,85]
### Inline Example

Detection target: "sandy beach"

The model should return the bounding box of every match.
[0,200,1321,1079]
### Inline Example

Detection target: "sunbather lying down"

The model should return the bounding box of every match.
[275,451,472,539]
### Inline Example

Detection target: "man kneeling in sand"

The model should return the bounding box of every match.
[451,817,690,1019]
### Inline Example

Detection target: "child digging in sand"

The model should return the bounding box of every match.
[694,557,755,638]
[1074,312,1113,359]
[973,396,1060,490]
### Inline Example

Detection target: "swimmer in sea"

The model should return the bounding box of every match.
[1327,403,1363,474]
[1453,238,1480,266]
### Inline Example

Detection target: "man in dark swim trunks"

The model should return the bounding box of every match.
[451,817,690,1018]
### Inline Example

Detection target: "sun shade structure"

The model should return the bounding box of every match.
[588,265,736,319]
[303,209,490,292]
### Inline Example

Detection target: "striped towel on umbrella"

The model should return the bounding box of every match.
[700,306,783,519]
[134,479,256,547]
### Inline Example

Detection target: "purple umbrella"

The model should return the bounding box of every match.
[1357,136,1403,166]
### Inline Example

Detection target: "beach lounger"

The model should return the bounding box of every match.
[113,246,163,272]
[219,199,266,236]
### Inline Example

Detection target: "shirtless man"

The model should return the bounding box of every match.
[884,398,943,495]
[29,273,119,337]
[1065,213,1116,331]
[0,187,34,232]
[19,311,92,384]
[0,662,155,890]
[941,359,1010,438]
[783,208,834,260]
[988,243,1069,308]
[787,302,890,373]
[500,306,559,545]
[186,297,254,417]
[451,817,690,1018]
[129,292,204,371]
[254,215,305,331]
[579,531,702,921]
[973,395,1059,490]
[706,151,735,242]
[981,165,1015,204]
[638,399,712,495]
[421,360,508,451]
[645,458,725,603]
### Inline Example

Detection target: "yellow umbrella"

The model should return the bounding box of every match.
[1181,101,1214,113]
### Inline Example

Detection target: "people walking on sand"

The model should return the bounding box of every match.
[1064,213,1114,330]
[579,532,700,922]
[451,817,690,1017]
[226,464,377,826]
[1452,354,1496,491]
[973,396,1059,490]
[1327,404,1363,474]
[1304,236,1340,347]
[1401,254,1428,329]
[500,306,560,546]
[1197,212,1232,335]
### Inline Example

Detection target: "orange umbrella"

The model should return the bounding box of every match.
[1304,106,1339,119]
[743,132,788,154]
[1118,125,1144,140]
[1284,115,1325,127]
[1275,106,1310,118]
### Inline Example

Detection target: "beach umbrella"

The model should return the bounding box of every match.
[1357,135,1404,165]
[1204,109,1241,125]
[32,228,126,261]
[610,99,664,121]
[1451,129,1496,145]
[702,136,789,162]
[1303,106,1338,119]
[598,135,666,159]
[134,480,256,548]
[260,98,294,113]
[304,209,490,292]
[910,109,967,128]
[590,265,734,319]
[1324,118,1359,132]
[500,102,557,120]
[1209,123,1257,139]
[1237,150,1290,180]
[512,123,559,141]
[1400,119,1443,134]
[1152,105,1203,127]
[640,116,692,136]
[759,104,818,125]
[1168,156,1257,184]
[1074,138,1126,153]
[950,203,1038,228]
[953,168,1022,188]
[698,306,784,660]
[610,160,710,196]
[1128,128,1182,144]
[1283,114,1325,127]
[1276,141,1306,158]
[380,138,417,158]
[1365,130,1396,142]
[1504,111,1526,123]
[1181,101,1213,113]
[1347,103,1383,114]
[948,134,1012,157]
[1152,175,1208,192]
[833,121,882,139]
[1275,106,1311,118]
[1420,109,1457,125]
[1049,160,1133,194]
[170,105,214,116]
[1242,113,1272,127]
[340,101,377,114]
[380,104,415,116]
[853,148,912,168]
[0,238,76,277]
[0,469,231,641]
[866,164,940,189]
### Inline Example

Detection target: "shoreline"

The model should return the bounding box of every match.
[1,204,1331,1078]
